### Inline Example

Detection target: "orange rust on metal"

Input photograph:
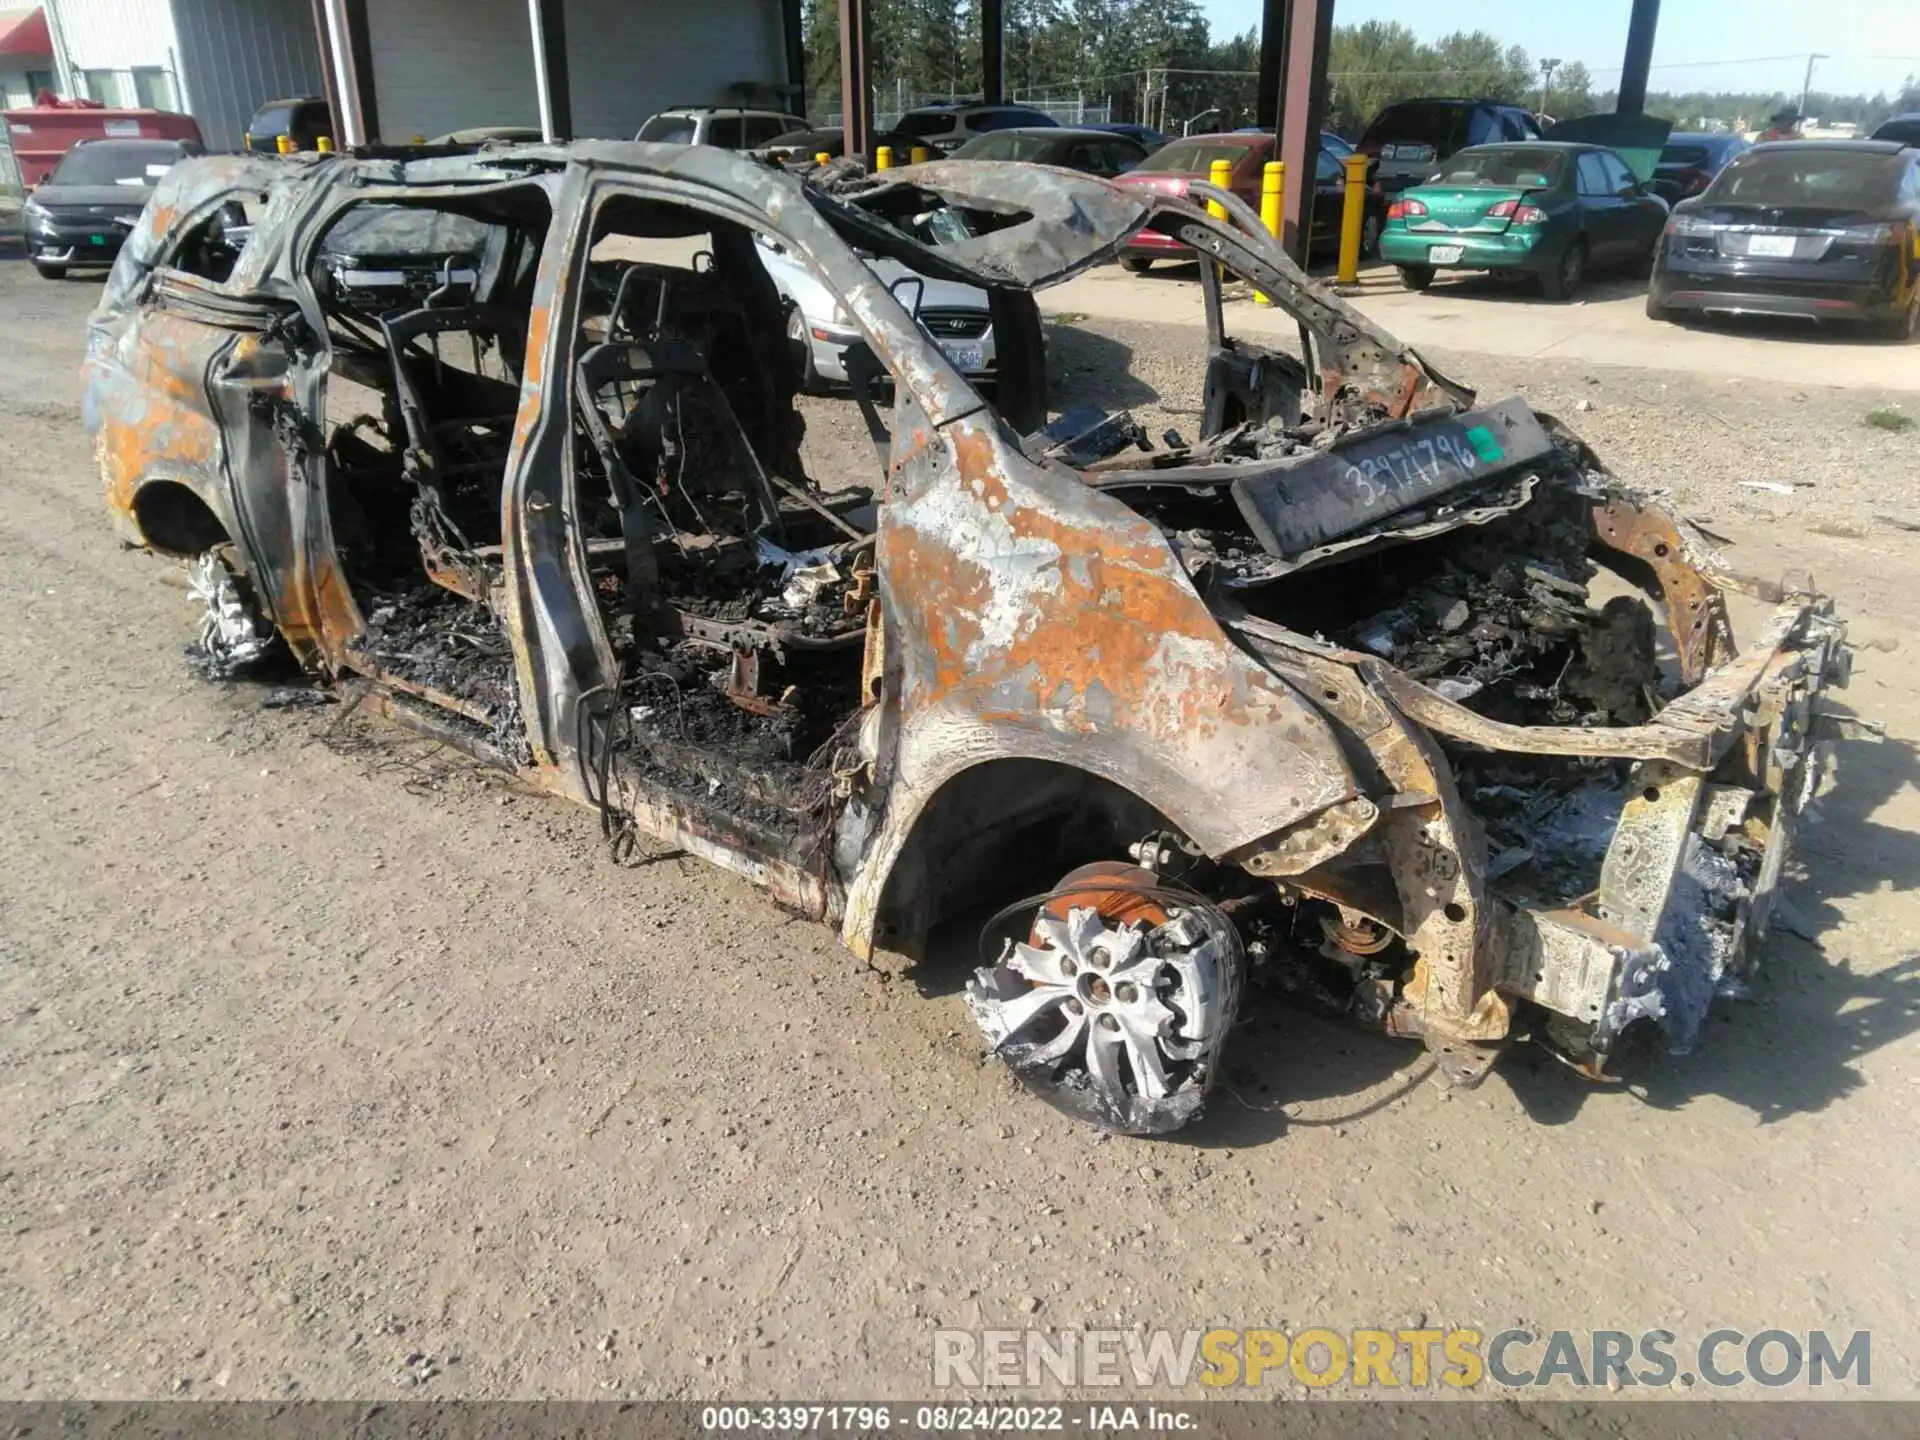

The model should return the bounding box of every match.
[923,424,1283,745]
[1038,861,1170,934]
[1356,686,1509,1043]
[1591,497,1735,682]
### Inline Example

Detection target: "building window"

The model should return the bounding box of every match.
[24,69,55,100]
[131,67,175,110]
[80,69,129,107]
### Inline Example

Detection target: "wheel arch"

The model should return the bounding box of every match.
[129,476,233,558]
[854,756,1179,965]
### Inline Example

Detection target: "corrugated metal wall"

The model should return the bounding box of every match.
[46,0,177,72]
[366,0,538,142]
[563,0,787,140]
[353,0,789,144]
[170,0,322,151]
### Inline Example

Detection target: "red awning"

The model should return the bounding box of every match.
[0,7,51,57]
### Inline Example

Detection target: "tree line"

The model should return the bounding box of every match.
[803,3,1919,137]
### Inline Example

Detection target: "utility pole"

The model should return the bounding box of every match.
[1799,52,1827,125]
[1538,57,1560,115]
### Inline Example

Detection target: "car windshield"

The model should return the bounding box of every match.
[635,115,697,144]
[1433,147,1566,187]
[1871,118,1920,144]
[1659,143,1713,167]
[951,132,1057,162]
[50,142,179,187]
[1137,139,1255,174]
[1710,150,1902,206]
[895,111,957,137]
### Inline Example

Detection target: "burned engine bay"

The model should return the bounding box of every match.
[90,149,1856,1138]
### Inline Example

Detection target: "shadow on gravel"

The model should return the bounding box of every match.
[1046,322,1173,413]
[1505,727,1920,1128]
[1405,272,1649,307]
[1660,308,1914,347]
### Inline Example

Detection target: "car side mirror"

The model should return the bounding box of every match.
[1617,183,1641,197]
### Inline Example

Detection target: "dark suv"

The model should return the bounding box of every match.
[1359,99,1542,192]
[244,96,334,152]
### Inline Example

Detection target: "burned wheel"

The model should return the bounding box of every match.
[966,862,1243,1136]
[185,545,275,677]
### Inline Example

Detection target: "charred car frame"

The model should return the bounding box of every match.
[85,145,1854,1134]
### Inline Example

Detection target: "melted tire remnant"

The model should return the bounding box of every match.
[185,546,276,679]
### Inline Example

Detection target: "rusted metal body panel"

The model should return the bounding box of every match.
[85,143,1860,1130]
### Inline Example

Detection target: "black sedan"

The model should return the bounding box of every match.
[20,138,205,279]
[1649,132,1749,204]
[1648,140,1920,339]
[1870,113,1920,146]
[760,126,920,167]
[949,127,1150,177]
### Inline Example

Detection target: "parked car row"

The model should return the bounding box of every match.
[1112,132,1387,271]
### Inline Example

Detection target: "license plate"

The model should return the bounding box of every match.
[1748,234,1796,257]
[941,343,983,373]
[1428,245,1465,264]
[1230,395,1557,557]
[89,233,107,246]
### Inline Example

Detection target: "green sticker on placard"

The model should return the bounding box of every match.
[1463,424,1504,464]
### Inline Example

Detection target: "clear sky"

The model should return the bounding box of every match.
[1198,0,1920,99]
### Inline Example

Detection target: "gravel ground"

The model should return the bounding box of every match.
[5,267,1919,1406]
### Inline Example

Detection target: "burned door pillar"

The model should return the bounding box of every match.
[838,0,874,161]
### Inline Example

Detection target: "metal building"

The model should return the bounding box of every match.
[317,0,804,145]
[36,0,322,149]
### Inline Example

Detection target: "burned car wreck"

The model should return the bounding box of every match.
[86,144,1853,1135]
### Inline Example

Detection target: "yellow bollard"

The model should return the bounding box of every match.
[1255,159,1285,305]
[910,145,931,165]
[1205,156,1233,222]
[815,151,831,165]
[1205,157,1233,286]
[1337,152,1370,285]
[275,134,293,154]
[875,145,893,171]
[315,136,333,154]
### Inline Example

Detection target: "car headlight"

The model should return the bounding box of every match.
[22,200,55,233]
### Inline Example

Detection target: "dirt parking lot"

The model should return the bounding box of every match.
[3,247,1918,1406]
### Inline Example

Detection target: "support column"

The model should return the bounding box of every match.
[781,0,806,119]
[527,0,571,141]
[838,0,873,160]
[1616,0,1660,115]
[1276,0,1333,262]
[1254,0,1286,130]
[312,0,373,146]
[981,0,1004,107]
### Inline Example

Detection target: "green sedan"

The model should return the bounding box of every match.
[1377,142,1671,300]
